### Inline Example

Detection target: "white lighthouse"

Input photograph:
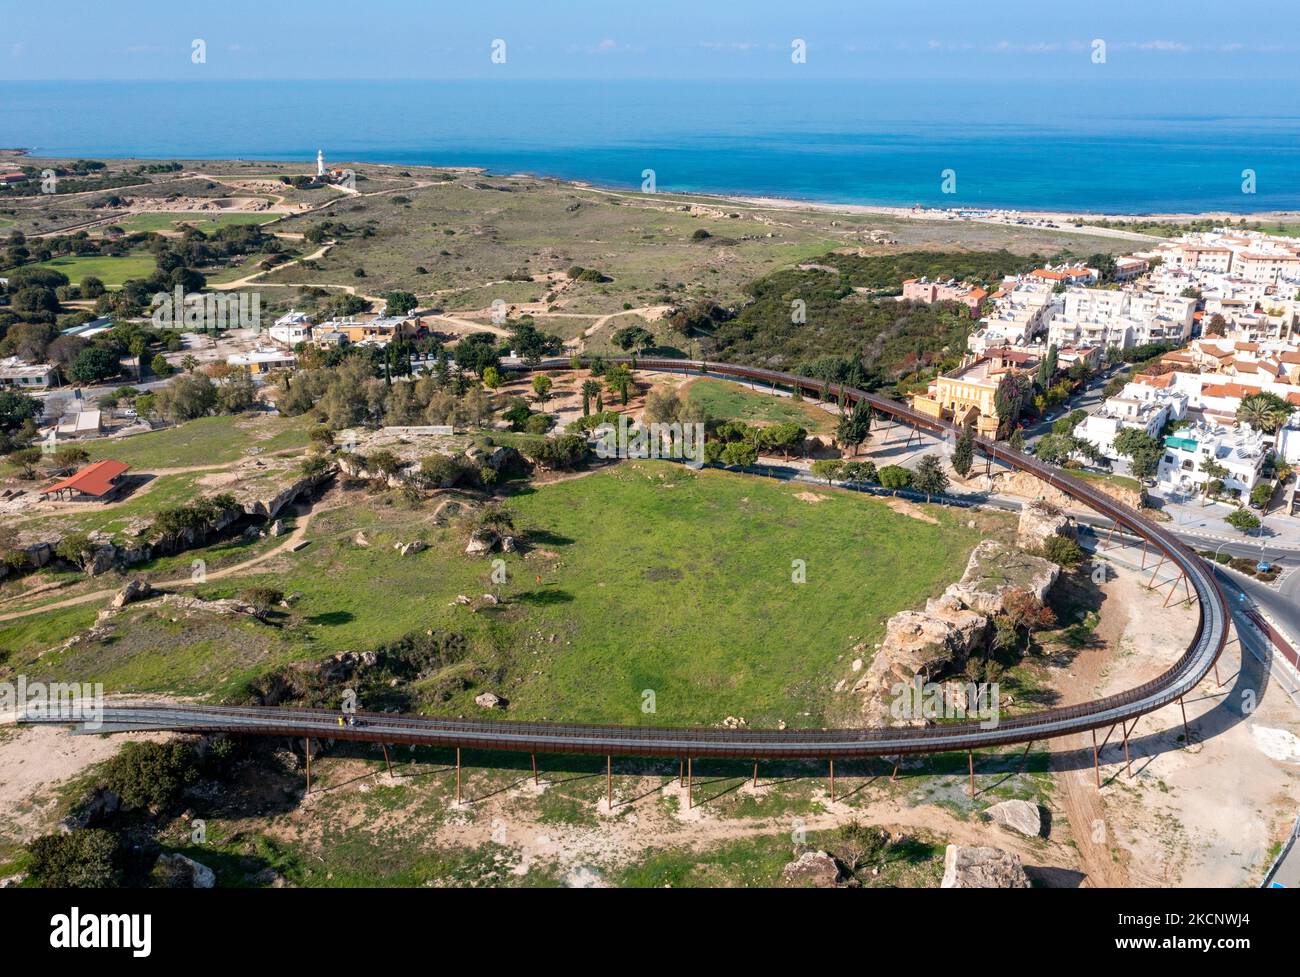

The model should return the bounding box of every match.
[316,149,325,178]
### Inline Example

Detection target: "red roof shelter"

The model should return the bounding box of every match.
[41,460,131,500]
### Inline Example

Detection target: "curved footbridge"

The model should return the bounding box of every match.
[21,358,1229,800]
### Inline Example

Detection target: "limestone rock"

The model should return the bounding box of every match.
[154,852,216,889]
[110,579,153,609]
[474,692,504,709]
[984,799,1044,838]
[465,528,499,556]
[940,845,1030,888]
[944,540,1059,616]
[398,540,426,556]
[1017,501,1073,550]
[782,850,842,888]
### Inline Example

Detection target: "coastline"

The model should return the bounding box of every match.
[8,147,1300,234]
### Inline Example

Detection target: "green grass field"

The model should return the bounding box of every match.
[686,377,838,434]
[10,461,993,724]
[82,413,313,469]
[105,212,279,235]
[5,253,156,288]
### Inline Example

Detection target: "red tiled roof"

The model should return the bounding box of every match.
[42,460,130,498]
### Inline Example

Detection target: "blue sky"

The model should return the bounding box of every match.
[3,0,1300,80]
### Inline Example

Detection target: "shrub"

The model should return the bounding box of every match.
[101,740,198,811]
[27,829,121,888]
[1038,534,1085,569]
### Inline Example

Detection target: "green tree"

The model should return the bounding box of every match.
[611,325,655,355]
[150,353,173,377]
[912,454,949,502]
[810,459,843,484]
[836,400,872,456]
[531,374,552,404]
[580,379,601,416]
[1236,392,1295,434]
[878,464,912,493]
[952,427,975,478]
[384,291,419,316]
[605,364,634,405]
[1226,508,1261,535]
[1113,428,1162,480]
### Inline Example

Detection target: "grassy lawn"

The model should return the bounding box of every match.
[1067,468,1142,494]
[14,461,992,723]
[686,377,838,434]
[105,212,278,235]
[4,253,156,288]
[81,413,314,469]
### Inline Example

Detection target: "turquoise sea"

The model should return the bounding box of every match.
[1,78,1298,214]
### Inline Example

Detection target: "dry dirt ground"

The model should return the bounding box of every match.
[1058,542,1300,887]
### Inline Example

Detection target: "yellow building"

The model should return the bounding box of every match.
[911,351,1038,438]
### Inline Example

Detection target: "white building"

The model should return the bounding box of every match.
[0,356,57,391]
[1156,423,1269,498]
[269,311,314,347]
[1074,381,1188,460]
[227,347,296,375]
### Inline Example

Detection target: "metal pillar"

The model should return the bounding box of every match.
[380,742,392,777]
[678,758,684,788]
[753,761,759,789]
[1017,740,1034,773]
[1091,728,1100,790]
[830,760,836,803]
[968,750,975,797]
[1147,554,1167,589]
[1179,698,1190,745]
[1121,720,1133,778]
[1139,539,1149,570]
[891,757,900,782]
[455,747,461,805]
[687,757,693,809]
[1213,662,1221,687]
[531,752,539,785]
[1162,573,1184,608]
[305,737,311,794]
[606,755,612,809]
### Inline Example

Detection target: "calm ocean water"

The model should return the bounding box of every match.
[2,79,1299,214]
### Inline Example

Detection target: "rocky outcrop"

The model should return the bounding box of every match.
[238,468,335,521]
[857,540,1058,725]
[153,852,216,889]
[1017,501,1074,550]
[61,787,121,831]
[465,528,499,556]
[940,845,1030,888]
[161,594,261,618]
[396,540,426,556]
[944,540,1058,616]
[781,850,843,888]
[984,799,1044,838]
[954,466,1145,512]
[110,579,153,609]
[474,691,505,709]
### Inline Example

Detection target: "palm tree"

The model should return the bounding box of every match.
[1236,392,1294,434]
[1199,458,1228,506]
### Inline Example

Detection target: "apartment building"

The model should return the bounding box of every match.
[1156,422,1270,498]
[1073,380,1188,460]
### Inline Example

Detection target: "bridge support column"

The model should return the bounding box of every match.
[753,761,759,789]
[1162,573,1185,608]
[678,758,684,788]
[1091,729,1100,790]
[1139,539,1149,570]
[456,747,462,805]
[305,737,311,794]
[687,757,693,809]
[1213,662,1221,688]
[1017,740,1034,773]
[1147,554,1167,589]
[606,756,612,809]
[531,752,539,786]
[891,757,900,783]
[1121,720,1133,778]
[380,742,393,777]
[829,760,836,804]
[968,750,974,798]
[1179,698,1190,746]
